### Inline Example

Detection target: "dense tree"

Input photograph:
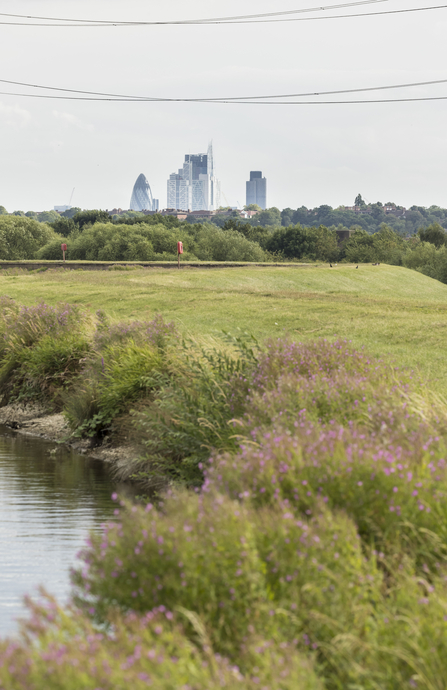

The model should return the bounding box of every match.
[253,207,281,227]
[49,216,78,237]
[37,210,61,224]
[72,209,111,229]
[61,207,81,219]
[266,224,339,261]
[281,208,294,226]
[343,225,406,264]
[354,194,366,207]
[0,206,7,215]
[418,222,447,248]
[0,216,57,259]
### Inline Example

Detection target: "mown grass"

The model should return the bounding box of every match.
[1,263,447,391]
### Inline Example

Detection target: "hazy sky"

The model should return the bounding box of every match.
[1,0,447,212]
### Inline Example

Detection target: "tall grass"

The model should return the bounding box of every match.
[3,332,447,688]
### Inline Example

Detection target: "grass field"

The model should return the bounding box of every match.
[1,263,447,391]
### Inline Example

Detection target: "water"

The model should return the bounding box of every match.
[0,426,128,637]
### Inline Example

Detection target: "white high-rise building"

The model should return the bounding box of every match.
[167,143,220,211]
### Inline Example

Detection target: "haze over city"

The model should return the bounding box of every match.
[1,0,447,212]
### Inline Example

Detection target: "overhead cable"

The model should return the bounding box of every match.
[0,0,386,26]
[1,90,447,104]
[1,76,447,102]
[1,2,447,25]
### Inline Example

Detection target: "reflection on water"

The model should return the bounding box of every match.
[0,426,125,637]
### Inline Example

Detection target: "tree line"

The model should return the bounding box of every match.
[2,210,447,285]
[3,195,447,236]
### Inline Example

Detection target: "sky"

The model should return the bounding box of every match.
[1,0,447,212]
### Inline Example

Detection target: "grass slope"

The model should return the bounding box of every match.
[1,264,446,391]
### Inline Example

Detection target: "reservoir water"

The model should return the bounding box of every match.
[0,426,126,637]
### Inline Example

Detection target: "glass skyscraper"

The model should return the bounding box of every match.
[167,143,220,211]
[246,171,267,210]
[130,174,159,211]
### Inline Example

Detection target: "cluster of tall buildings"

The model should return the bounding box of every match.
[167,143,220,212]
[129,143,267,213]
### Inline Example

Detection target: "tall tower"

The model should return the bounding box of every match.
[166,142,220,211]
[246,171,267,210]
[130,174,158,211]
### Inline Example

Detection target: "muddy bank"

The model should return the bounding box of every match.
[0,403,141,479]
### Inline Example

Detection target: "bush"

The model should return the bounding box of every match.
[193,225,267,262]
[403,242,447,284]
[65,315,178,438]
[0,594,324,689]
[343,225,406,264]
[133,335,258,484]
[266,224,339,261]
[0,300,90,405]
[5,332,447,688]
[0,215,57,259]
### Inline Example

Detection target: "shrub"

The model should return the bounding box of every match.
[0,215,57,259]
[0,301,90,406]
[193,225,267,262]
[0,593,324,689]
[266,224,339,261]
[14,333,91,405]
[133,335,258,484]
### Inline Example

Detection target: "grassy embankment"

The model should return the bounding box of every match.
[3,264,447,688]
[1,263,446,391]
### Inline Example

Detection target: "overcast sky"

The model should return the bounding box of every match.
[1,0,447,212]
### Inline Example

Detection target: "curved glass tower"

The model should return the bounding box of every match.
[130,174,158,211]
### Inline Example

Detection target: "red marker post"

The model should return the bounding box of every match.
[61,243,67,263]
[177,241,183,269]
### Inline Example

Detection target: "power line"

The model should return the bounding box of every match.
[0,0,386,26]
[2,3,447,26]
[1,76,447,102]
[1,89,447,104]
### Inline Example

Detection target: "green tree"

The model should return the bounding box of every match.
[0,206,7,215]
[254,207,281,227]
[49,217,78,237]
[37,210,61,224]
[0,216,57,259]
[418,223,447,248]
[343,225,406,264]
[266,224,339,261]
[281,208,294,226]
[243,203,261,211]
[72,209,111,230]
[354,194,366,207]
[61,207,81,219]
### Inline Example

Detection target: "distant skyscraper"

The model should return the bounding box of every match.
[167,143,220,211]
[130,174,159,211]
[246,171,267,210]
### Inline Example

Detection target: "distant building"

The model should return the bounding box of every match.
[54,205,72,213]
[167,143,220,211]
[246,171,267,210]
[130,174,159,211]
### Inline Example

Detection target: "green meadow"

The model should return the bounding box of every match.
[1,263,447,391]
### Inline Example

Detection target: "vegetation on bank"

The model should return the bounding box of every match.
[4,209,447,286]
[1,264,447,394]
[2,323,447,688]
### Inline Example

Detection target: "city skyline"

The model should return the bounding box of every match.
[167,143,220,212]
[1,0,447,213]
